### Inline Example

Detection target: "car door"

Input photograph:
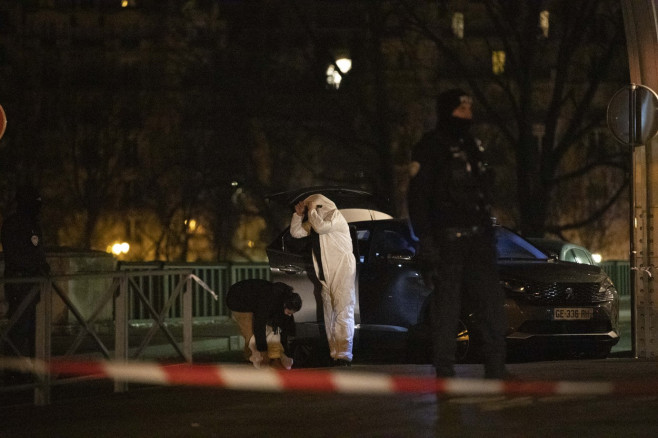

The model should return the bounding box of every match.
[356,221,431,330]
[266,229,321,323]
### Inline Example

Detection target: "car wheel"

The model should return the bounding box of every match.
[289,338,332,368]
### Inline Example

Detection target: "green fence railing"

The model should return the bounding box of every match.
[120,260,631,311]
[599,260,630,297]
[119,262,270,320]
[118,260,631,319]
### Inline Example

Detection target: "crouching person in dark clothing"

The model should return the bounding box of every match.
[226,279,301,369]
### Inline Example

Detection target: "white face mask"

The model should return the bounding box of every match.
[305,201,323,212]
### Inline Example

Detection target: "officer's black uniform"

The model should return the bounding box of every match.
[407,89,507,379]
[1,185,50,359]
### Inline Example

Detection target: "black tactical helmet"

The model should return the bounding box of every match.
[436,88,470,123]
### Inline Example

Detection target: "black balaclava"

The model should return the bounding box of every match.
[15,185,42,219]
[284,292,302,312]
[435,88,472,137]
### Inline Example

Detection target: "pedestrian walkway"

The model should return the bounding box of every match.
[612,295,631,354]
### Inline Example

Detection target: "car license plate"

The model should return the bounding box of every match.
[553,308,593,320]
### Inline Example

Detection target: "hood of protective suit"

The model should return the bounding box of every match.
[303,194,338,221]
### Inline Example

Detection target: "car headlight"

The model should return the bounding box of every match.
[599,278,618,302]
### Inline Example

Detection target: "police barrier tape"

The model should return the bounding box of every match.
[2,357,658,396]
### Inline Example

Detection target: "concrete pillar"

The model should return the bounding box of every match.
[621,0,658,358]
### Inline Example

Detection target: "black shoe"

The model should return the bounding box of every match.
[333,359,351,367]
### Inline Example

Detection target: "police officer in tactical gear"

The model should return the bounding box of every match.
[407,89,509,379]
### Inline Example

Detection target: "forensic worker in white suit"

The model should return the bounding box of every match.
[290,194,356,366]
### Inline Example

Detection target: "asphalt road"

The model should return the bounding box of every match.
[0,298,642,438]
[2,354,658,438]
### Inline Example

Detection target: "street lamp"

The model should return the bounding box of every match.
[109,242,130,256]
[326,58,352,89]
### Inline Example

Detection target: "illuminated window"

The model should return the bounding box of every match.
[452,13,464,39]
[539,10,549,38]
[492,50,506,75]
[326,58,352,89]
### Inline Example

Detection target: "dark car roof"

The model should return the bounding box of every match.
[266,186,391,213]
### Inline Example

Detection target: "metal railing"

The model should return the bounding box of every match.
[119,262,270,320]
[0,263,270,405]
[599,260,630,297]
[0,260,629,405]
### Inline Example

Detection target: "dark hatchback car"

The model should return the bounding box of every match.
[266,188,620,366]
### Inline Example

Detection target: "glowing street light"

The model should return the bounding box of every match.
[109,242,130,256]
[326,58,352,89]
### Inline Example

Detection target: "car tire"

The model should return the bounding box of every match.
[289,338,333,368]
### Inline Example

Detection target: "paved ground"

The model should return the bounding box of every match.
[0,297,643,437]
[2,356,658,438]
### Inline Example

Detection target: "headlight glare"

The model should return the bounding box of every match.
[599,278,618,301]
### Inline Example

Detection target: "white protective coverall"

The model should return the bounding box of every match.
[289,194,357,361]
